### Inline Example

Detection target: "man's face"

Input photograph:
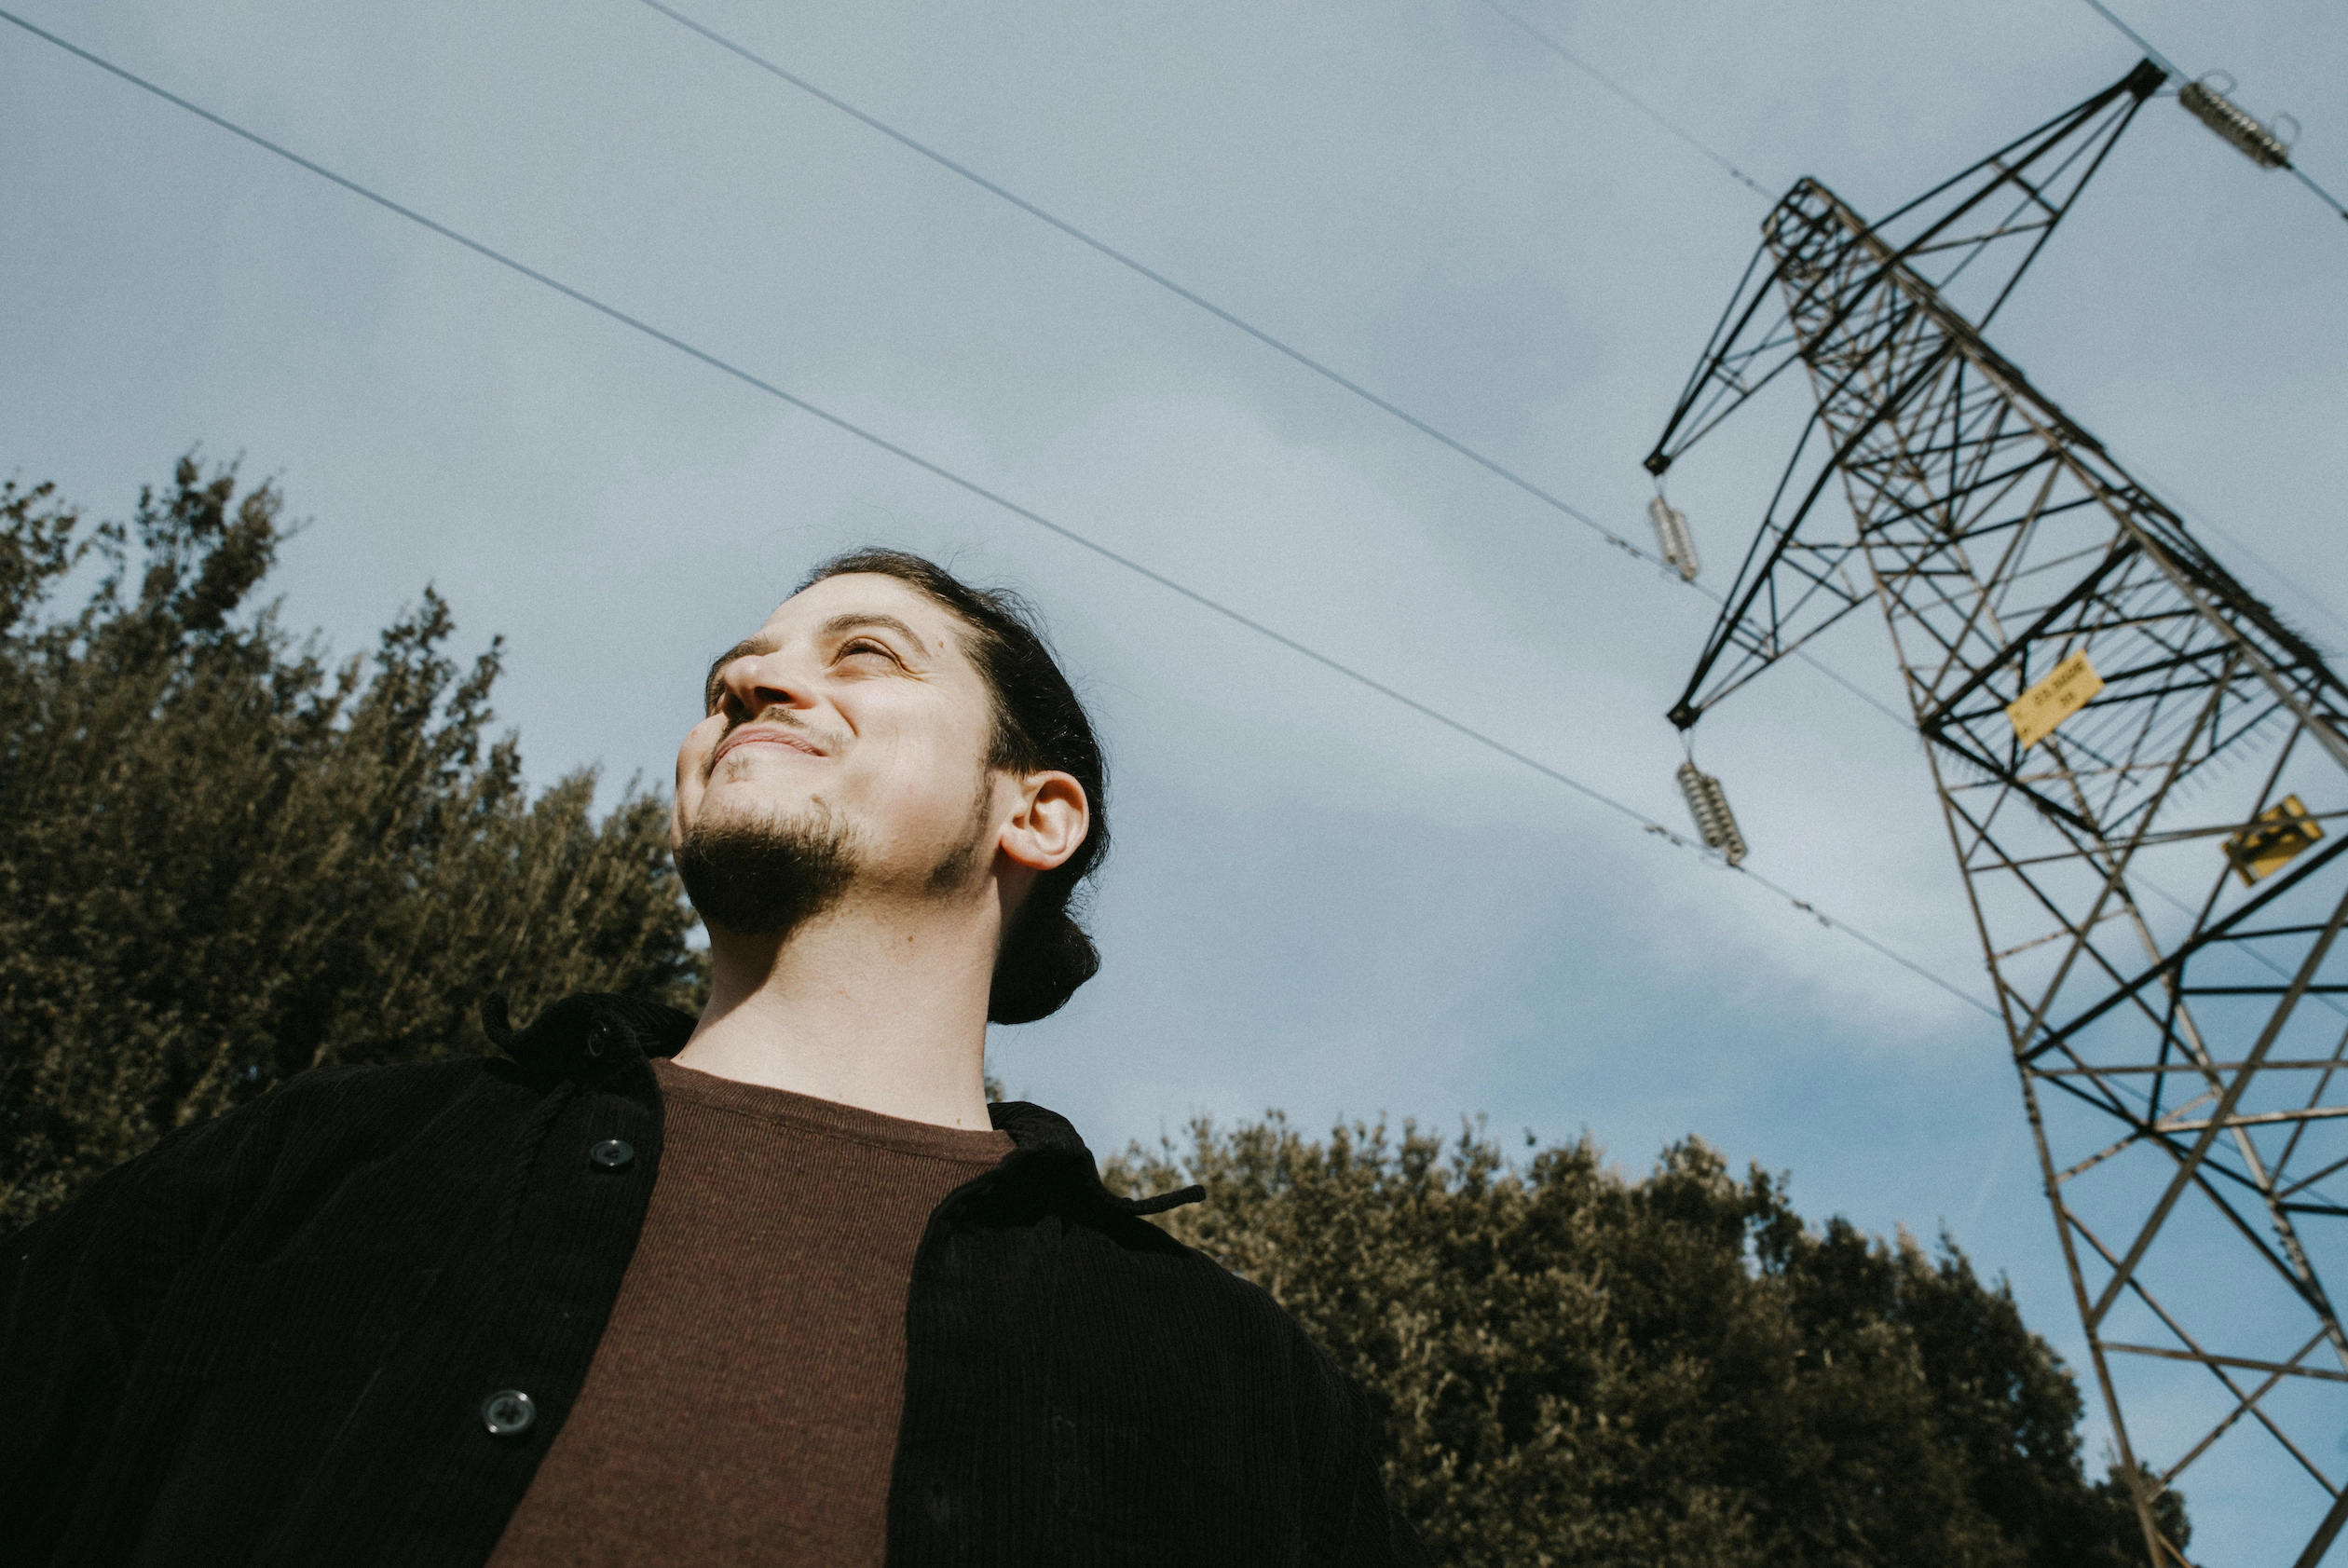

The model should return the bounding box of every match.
[675,573,1000,908]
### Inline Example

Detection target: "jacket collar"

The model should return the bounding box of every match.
[482,990,692,1078]
[481,992,1203,1219]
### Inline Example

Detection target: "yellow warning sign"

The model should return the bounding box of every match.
[2224,795,2325,887]
[2006,649,2104,750]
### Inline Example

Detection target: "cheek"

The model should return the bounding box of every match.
[676,716,725,793]
[861,730,989,833]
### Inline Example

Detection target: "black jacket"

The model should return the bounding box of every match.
[1,993,1424,1568]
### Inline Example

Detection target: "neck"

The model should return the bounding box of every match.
[677,890,999,1130]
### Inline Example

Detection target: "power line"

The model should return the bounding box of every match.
[2056,10,2348,633]
[1468,0,1776,200]
[2287,165,2348,224]
[0,5,1998,1019]
[2073,0,2348,223]
[630,0,1914,736]
[631,0,1648,562]
[2074,0,2184,80]
[2129,462,2348,647]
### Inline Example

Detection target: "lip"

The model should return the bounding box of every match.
[712,725,828,767]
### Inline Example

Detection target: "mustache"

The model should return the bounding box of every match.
[706,707,842,776]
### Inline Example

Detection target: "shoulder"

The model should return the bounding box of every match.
[978,1102,1345,1394]
[1086,1207,1349,1370]
[223,1053,538,1159]
[149,986,697,1186]
[0,1054,524,1367]
[1044,1203,1415,1554]
[6,990,686,1344]
[171,1054,533,1170]
[14,991,693,1252]
[1030,1188,1365,1454]
[5,1054,532,1260]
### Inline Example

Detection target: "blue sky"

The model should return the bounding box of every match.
[7,0,2344,1555]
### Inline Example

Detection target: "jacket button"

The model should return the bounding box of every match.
[481,1389,536,1438]
[588,1139,635,1172]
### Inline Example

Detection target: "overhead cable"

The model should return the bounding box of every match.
[2073,0,2348,223]
[0,6,1997,1019]
[2287,160,2348,222]
[1468,0,1776,200]
[629,0,1651,562]
[2128,463,2348,647]
[631,0,1912,733]
[2073,0,2186,80]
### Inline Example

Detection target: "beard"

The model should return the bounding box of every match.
[676,769,999,940]
[675,801,862,941]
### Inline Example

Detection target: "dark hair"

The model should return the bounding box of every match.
[795,548,1108,1024]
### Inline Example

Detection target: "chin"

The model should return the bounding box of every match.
[696,789,838,839]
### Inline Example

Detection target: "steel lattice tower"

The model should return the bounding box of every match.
[1646,61,2348,1567]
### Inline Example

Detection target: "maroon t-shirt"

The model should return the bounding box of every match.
[486,1057,1012,1568]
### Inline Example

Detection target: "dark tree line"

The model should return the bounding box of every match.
[1108,1114,2184,1566]
[0,460,701,1232]
[4,460,2182,1563]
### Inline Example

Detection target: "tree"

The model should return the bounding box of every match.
[1109,1115,2186,1568]
[0,459,703,1231]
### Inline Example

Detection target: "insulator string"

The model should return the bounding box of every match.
[2074,0,2348,225]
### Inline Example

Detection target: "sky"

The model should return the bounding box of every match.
[6,0,2344,1555]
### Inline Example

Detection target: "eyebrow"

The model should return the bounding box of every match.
[817,611,927,648]
[701,614,934,710]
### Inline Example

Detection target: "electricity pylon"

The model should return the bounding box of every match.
[1646,61,2348,1567]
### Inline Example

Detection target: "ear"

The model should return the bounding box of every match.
[998,770,1089,872]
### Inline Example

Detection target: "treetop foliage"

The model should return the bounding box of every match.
[1109,1114,2184,1568]
[0,459,703,1231]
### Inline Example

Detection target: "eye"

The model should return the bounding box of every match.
[838,638,901,667]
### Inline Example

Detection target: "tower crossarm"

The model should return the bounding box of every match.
[1654,61,2166,731]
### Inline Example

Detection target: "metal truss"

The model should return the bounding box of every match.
[1646,61,2348,1567]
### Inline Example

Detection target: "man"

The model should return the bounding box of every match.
[1,550,1425,1567]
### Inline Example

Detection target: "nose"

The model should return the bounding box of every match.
[718,646,815,720]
